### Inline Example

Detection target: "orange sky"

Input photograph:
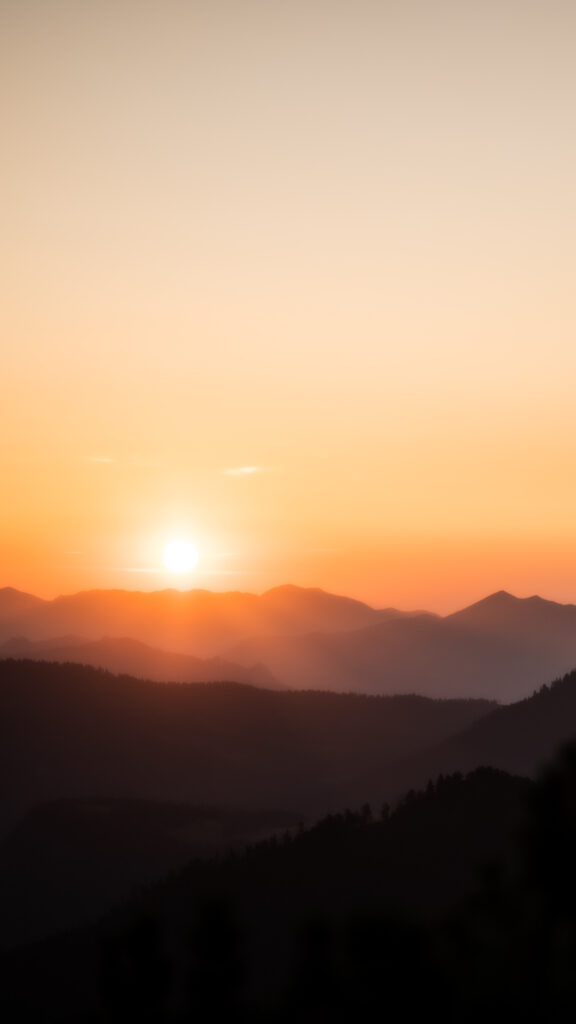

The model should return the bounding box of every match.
[2,0,576,613]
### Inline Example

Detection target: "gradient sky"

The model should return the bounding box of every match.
[2,0,576,611]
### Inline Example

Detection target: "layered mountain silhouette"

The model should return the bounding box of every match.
[387,667,576,799]
[0,659,493,838]
[231,590,576,700]
[4,586,576,1019]
[0,584,409,657]
[0,635,277,688]
[2,584,576,699]
[4,658,576,839]
[4,657,576,1017]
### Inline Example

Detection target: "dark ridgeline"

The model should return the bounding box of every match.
[0,658,493,951]
[3,753,576,1021]
[4,655,576,1018]
[5,659,576,842]
[387,667,576,798]
[0,801,302,949]
[0,658,493,837]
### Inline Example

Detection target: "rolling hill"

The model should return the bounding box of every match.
[0,659,494,837]
[0,635,276,688]
[386,666,576,800]
[0,766,536,1019]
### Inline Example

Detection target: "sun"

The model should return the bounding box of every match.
[162,539,199,574]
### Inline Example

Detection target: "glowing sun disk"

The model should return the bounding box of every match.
[162,540,199,574]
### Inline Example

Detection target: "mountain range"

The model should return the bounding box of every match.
[0,762,563,1020]
[3,584,576,699]
[0,659,494,837]
[4,653,576,1007]
[0,584,407,656]
[3,657,576,838]
[231,590,576,700]
[0,634,276,688]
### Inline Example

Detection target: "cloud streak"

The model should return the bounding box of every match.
[222,466,264,477]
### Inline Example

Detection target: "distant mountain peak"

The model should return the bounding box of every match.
[443,591,519,624]
[0,587,46,611]
[458,590,576,611]
[481,590,517,603]
[457,589,572,613]
[0,586,40,598]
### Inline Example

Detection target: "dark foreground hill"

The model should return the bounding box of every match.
[4,760,573,1022]
[0,801,300,949]
[389,667,576,800]
[0,659,493,837]
[4,655,576,1019]
[6,660,576,843]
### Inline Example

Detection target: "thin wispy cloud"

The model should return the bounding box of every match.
[83,455,116,464]
[222,466,264,477]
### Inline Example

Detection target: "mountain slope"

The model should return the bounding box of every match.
[385,668,576,800]
[231,592,576,700]
[0,800,299,948]
[0,766,532,1018]
[0,635,277,688]
[0,659,494,836]
[446,589,576,635]
[0,588,46,627]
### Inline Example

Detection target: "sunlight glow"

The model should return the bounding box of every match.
[162,540,199,574]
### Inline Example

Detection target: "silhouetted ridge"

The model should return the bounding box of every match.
[0,659,494,840]
[0,634,278,688]
[0,799,299,948]
[447,588,576,628]
[6,649,576,1018]
[388,667,576,798]
[0,763,533,1019]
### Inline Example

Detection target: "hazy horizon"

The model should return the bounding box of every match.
[3,0,576,611]
[4,4,576,1008]
[2,577,574,618]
